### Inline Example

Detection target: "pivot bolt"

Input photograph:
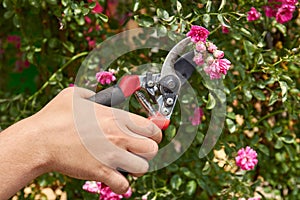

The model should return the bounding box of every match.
[147,80,154,87]
[162,108,169,115]
[166,98,174,106]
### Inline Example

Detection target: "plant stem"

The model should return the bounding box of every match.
[20,51,89,118]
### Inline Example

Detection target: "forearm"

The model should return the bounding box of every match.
[0,116,49,199]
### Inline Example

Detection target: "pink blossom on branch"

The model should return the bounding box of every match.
[247,7,261,21]
[221,26,229,34]
[186,25,210,43]
[83,181,132,200]
[96,71,116,85]
[193,53,204,66]
[195,41,206,52]
[235,146,258,170]
[276,4,295,24]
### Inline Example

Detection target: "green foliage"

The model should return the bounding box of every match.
[1,0,300,199]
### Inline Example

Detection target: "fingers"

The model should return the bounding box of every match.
[125,113,162,143]
[101,169,129,194]
[126,136,159,161]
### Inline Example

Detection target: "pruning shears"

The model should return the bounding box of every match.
[89,37,195,130]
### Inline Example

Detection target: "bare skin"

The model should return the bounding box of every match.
[0,87,162,199]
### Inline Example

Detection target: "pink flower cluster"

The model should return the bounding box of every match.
[265,0,297,23]
[189,107,204,126]
[187,25,231,80]
[96,71,116,85]
[247,7,261,21]
[235,146,258,171]
[247,0,297,24]
[83,181,132,200]
[186,25,210,43]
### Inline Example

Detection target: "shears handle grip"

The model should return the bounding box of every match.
[148,113,170,130]
[89,75,141,106]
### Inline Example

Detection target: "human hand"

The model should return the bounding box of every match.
[0,87,162,198]
[34,87,162,193]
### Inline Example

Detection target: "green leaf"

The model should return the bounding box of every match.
[274,138,284,149]
[165,124,176,140]
[89,2,96,9]
[218,0,226,11]
[134,14,154,27]
[61,0,68,6]
[170,174,182,190]
[180,167,196,179]
[243,40,256,58]
[202,161,211,175]
[217,14,229,27]
[240,28,252,38]
[243,89,252,101]
[13,14,20,28]
[226,118,236,133]
[203,14,210,27]
[281,135,294,144]
[62,41,75,53]
[258,144,270,156]
[97,13,108,23]
[252,89,266,101]
[268,91,278,106]
[133,0,140,12]
[206,93,216,109]
[4,10,14,19]
[275,23,287,37]
[45,0,57,5]
[279,81,288,102]
[285,145,296,161]
[156,8,169,19]
[176,0,182,13]
[206,0,212,12]
[157,24,167,37]
[185,180,197,196]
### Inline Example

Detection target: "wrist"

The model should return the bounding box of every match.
[0,116,50,198]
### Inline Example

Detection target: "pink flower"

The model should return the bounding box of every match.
[221,26,229,34]
[88,0,104,14]
[195,41,206,52]
[193,53,204,66]
[85,16,92,24]
[235,146,258,170]
[82,181,101,194]
[186,25,210,43]
[264,5,277,17]
[204,61,222,79]
[213,50,224,59]
[247,7,261,21]
[218,58,231,74]
[206,42,217,53]
[248,198,261,200]
[7,35,21,48]
[276,4,295,23]
[204,58,231,79]
[189,107,204,126]
[82,181,132,200]
[282,0,297,5]
[96,71,116,85]
[86,37,96,49]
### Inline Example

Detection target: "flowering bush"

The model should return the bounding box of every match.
[1,0,299,199]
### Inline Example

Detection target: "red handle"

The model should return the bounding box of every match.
[148,112,170,130]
